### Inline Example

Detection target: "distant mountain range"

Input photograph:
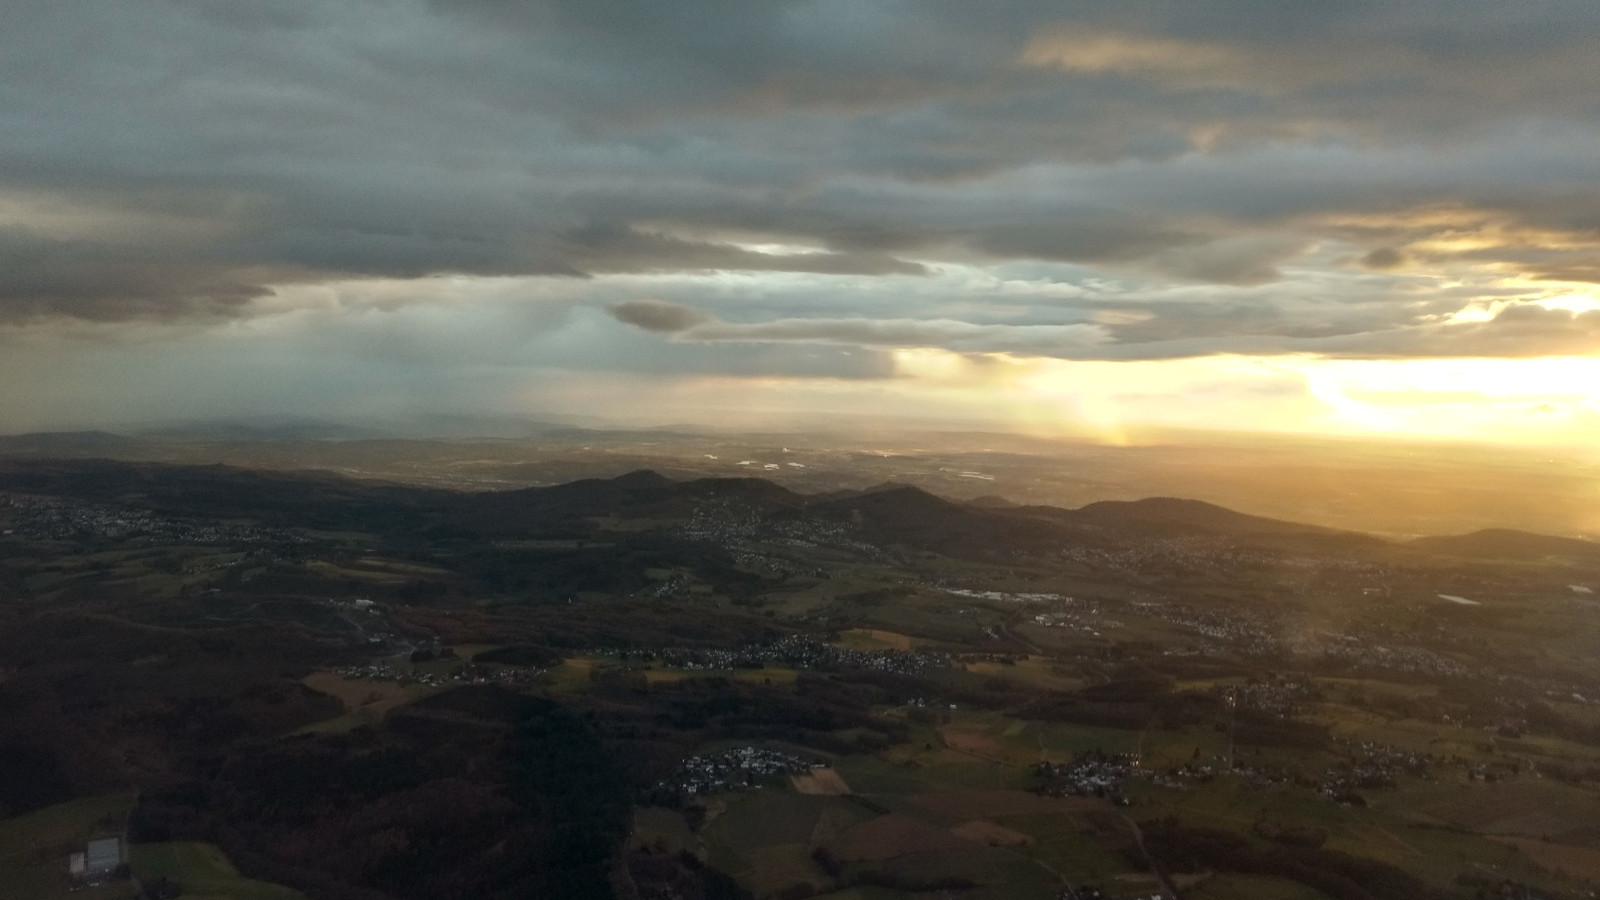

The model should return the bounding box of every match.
[2,458,1595,564]
[0,417,623,446]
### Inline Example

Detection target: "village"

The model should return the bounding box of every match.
[0,492,296,545]
[678,497,884,562]
[330,658,544,689]
[603,633,950,676]
[1033,750,1139,804]
[1317,740,1436,801]
[650,745,828,800]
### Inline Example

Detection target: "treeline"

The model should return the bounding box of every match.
[628,847,754,900]
[811,846,975,895]
[0,740,73,817]
[473,644,564,668]
[0,613,344,810]
[132,686,632,900]
[1013,675,1237,735]
[451,534,773,601]
[399,602,777,651]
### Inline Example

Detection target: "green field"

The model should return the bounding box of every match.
[689,719,1156,900]
[695,693,1600,898]
[0,793,139,900]
[0,797,303,900]
[131,841,306,900]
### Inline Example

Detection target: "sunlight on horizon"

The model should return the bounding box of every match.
[892,349,1600,448]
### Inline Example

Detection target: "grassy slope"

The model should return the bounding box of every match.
[131,841,307,900]
[0,793,138,900]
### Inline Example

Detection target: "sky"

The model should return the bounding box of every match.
[6,0,1600,444]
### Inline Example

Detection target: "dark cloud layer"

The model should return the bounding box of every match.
[610,290,1600,363]
[4,0,1600,366]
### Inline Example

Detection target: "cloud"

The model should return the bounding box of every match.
[552,224,927,277]
[602,283,1600,364]
[967,218,1196,267]
[1018,28,1256,88]
[6,0,1600,440]
[610,298,711,333]
[1141,235,1312,286]
[0,226,274,323]
[1416,303,1600,357]
[1361,247,1407,270]
[609,298,1107,355]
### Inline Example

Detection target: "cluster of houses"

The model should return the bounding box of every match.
[1033,750,1138,804]
[1311,634,1472,678]
[1227,677,1314,717]
[942,587,1070,604]
[605,634,949,675]
[0,493,295,544]
[1134,601,1480,679]
[678,497,882,563]
[1159,604,1281,656]
[1462,758,1524,784]
[729,547,829,579]
[1030,606,1122,637]
[1317,741,1433,800]
[1155,739,1441,803]
[1029,736,1525,811]
[1050,539,1299,580]
[331,660,543,688]
[650,746,826,799]
[1190,760,1268,787]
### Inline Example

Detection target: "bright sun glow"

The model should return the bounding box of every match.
[889,349,1600,446]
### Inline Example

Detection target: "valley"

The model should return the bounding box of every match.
[2,458,1599,899]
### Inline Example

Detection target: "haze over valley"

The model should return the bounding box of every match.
[3,424,1594,540]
